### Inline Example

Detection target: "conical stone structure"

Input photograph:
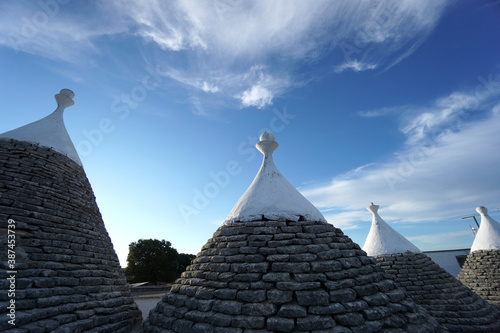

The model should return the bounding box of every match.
[144,132,444,333]
[458,206,500,307]
[363,203,421,257]
[0,90,142,332]
[363,203,500,332]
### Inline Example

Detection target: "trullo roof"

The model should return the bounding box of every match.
[363,203,421,256]
[0,90,142,332]
[225,131,326,224]
[0,89,82,165]
[458,206,500,307]
[144,133,444,332]
[470,206,500,252]
[373,249,500,331]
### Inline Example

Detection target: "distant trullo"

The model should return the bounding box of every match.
[0,90,142,332]
[144,132,444,332]
[458,206,500,307]
[363,203,500,332]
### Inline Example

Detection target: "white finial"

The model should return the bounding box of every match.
[55,89,75,109]
[476,206,488,216]
[260,131,275,141]
[470,206,500,252]
[0,89,82,166]
[363,203,421,256]
[367,203,379,214]
[225,132,326,224]
[256,131,278,156]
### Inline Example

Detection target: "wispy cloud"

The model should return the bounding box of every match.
[0,0,451,112]
[401,82,500,145]
[302,77,500,228]
[335,60,377,73]
[408,230,472,246]
[0,1,125,64]
[358,105,416,118]
[201,82,219,93]
[323,210,366,231]
[357,74,500,145]
[157,63,289,111]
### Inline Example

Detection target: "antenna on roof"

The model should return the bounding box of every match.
[461,214,480,228]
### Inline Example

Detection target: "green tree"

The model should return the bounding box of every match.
[124,239,179,284]
[177,253,196,275]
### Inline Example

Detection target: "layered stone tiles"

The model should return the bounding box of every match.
[144,133,443,332]
[376,252,500,332]
[0,90,142,332]
[458,207,500,306]
[457,249,500,307]
[364,204,500,332]
[144,218,443,332]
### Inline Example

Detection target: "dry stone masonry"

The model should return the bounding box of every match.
[458,250,500,307]
[458,207,500,307]
[144,133,444,332]
[0,90,142,332]
[363,204,500,332]
[145,218,444,332]
[376,252,500,332]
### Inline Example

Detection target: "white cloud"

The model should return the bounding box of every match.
[139,29,185,52]
[112,0,449,110]
[157,64,288,112]
[301,82,500,230]
[335,60,377,73]
[0,2,126,63]
[401,76,500,145]
[239,85,273,109]
[201,82,219,93]
[110,0,448,63]
[358,105,415,118]
[357,76,500,144]
[0,0,451,111]
[323,210,366,231]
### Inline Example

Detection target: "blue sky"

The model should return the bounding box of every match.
[1,0,499,267]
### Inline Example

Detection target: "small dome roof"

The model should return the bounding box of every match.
[225,131,326,224]
[470,206,500,252]
[363,203,421,256]
[0,89,82,165]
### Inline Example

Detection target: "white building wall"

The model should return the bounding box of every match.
[424,249,470,277]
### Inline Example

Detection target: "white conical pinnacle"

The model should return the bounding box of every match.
[0,89,82,165]
[225,131,325,224]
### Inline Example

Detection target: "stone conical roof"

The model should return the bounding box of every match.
[0,89,82,165]
[374,251,500,332]
[363,203,421,257]
[144,133,444,332]
[458,206,500,307]
[0,90,142,332]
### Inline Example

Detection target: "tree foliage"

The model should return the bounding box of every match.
[177,253,196,275]
[124,239,179,284]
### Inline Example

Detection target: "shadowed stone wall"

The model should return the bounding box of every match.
[145,219,444,332]
[375,252,500,332]
[0,139,142,332]
[458,250,500,307]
